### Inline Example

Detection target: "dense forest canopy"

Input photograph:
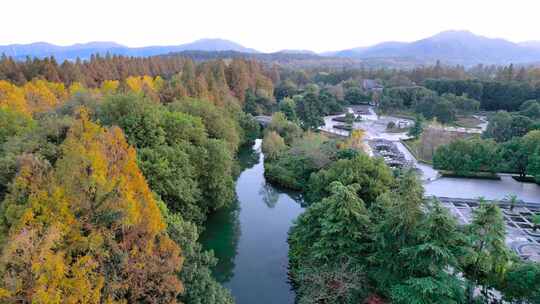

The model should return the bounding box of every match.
[0,56,274,303]
[261,117,540,303]
[1,52,540,303]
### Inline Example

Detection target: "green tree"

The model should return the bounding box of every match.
[238,112,261,144]
[344,112,355,128]
[432,98,457,123]
[274,80,297,101]
[243,89,261,115]
[138,145,203,223]
[344,87,370,105]
[289,181,371,303]
[462,202,512,302]
[159,202,234,304]
[169,98,241,153]
[519,99,540,120]
[0,114,73,201]
[442,93,480,114]
[98,93,166,148]
[262,131,286,161]
[372,172,466,303]
[264,132,337,191]
[500,137,528,177]
[505,194,520,212]
[296,90,324,130]
[484,111,533,142]
[408,114,424,138]
[279,97,298,122]
[306,154,395,205]
[484,111,511,142]
[290,182,372,264]
[529,149,540,183]
[433,138,501,175]
[267,112,302,145]
[498,262,540,303]
[0,108,35,145]
[532,213,540,232]
[200,139,235,212]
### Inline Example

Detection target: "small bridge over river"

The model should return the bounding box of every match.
[254,115,272,127]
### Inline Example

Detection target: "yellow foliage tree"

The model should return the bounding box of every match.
[69,82,86,95]
[0,80,29,115]
[0,109,183,303]
[100,80,119,95]
[339,129,366,152]
[125,75,161,101]
[23,80,61,113]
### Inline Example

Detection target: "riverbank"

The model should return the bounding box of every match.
[201,140,304,304]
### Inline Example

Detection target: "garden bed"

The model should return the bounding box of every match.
[438,170,501,180]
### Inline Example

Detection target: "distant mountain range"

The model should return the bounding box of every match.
[326,31,540,65]
[2,31,540,66]
[519,41,540,50]
[0,38,258,61]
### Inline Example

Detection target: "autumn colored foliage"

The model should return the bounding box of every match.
[0,111,183,303]
[0,55,265,303]
[0,55,274,108]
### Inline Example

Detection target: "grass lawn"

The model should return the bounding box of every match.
[377,109,416,120]
[401,138,432,164]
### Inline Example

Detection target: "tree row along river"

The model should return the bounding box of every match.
[201,135,540,303]
[201,140,304,304]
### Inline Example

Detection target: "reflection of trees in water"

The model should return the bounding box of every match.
[260,182,281,208]
[236,141,261,172]
[261,181,306,208]
[288,192,306,207]
[202,139,308,285]
[201,141,260,283]
[200,199,241,284]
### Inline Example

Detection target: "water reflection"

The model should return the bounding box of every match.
[237,141,261,171]
[201,140,305,304]
[200,200,241,283]
[260,182,281,208]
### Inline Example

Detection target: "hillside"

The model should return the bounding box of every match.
[3,31,540,66]
[0,38,258,61]
[328,30,540,65]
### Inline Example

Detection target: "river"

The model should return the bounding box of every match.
[200,111,540,304]
[200,139,304,304]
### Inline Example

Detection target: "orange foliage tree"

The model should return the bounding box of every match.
[0,110,183,303]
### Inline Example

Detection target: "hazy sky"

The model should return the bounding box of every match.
[2,0,539,52]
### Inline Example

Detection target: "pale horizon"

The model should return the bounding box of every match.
[1,0,540,53]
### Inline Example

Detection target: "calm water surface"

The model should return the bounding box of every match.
[425,175,540,202]
[200,140,304,304]
[200,137,540,304]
